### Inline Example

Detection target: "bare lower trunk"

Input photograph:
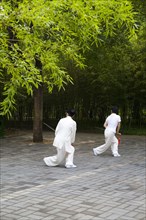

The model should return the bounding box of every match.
[33,85,43,142]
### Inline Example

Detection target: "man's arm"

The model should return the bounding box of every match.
[55,120,61,136]
[71,122,77,144]
[103,121,108,128]
[116,122,121,134]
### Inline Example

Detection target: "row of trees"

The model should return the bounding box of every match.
[0,0,146,141]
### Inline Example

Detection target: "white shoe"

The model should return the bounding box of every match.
[65,164,77,168]
[93,148,98,156]
[43,157,52,166]
[113,153,121,157]
[43,157,49,166]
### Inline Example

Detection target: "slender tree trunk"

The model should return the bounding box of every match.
[33,84,43,142]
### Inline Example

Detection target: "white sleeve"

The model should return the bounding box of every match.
[55,120,61,136]
[71,122,77,143]
[118,115,121,122]
[105,116,109,124]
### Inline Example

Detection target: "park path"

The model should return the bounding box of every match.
[0,131,146,220]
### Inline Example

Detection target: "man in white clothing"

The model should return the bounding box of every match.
[43,109,77,168]
[93,106,121,157]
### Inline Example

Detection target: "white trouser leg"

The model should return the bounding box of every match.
[111,136,120,156]
[65,145,75,166]
[93,129,114,155]
[43,147,66,166]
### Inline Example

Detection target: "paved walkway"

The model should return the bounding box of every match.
[0,131,146,220]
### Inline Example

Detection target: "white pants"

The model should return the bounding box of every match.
[43,145,75,167]
[93,128,120,156]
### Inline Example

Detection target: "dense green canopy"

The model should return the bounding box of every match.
[0,0,146,137]
[0,0,137,115]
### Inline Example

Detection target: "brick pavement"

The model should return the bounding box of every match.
[0,131,146,220]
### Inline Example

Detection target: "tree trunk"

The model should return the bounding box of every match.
[33,84,43,142]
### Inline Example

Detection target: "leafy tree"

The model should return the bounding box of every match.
[43,0,146,128]
[0,0,137,141]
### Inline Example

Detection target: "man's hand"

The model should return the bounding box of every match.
[116,132,121,136]
[116,133,121,144]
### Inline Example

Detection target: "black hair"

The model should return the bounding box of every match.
[111,106,119,114]
[66,109,76,117]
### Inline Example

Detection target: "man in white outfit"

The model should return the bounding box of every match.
[93,106,121,157]
[43,109,77,168]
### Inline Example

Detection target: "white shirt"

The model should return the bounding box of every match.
[105,113,121,133]
[53,116,77,153]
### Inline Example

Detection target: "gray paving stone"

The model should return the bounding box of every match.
[0,132,146,220]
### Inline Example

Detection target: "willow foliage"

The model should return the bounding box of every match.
[0,0,137,118]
